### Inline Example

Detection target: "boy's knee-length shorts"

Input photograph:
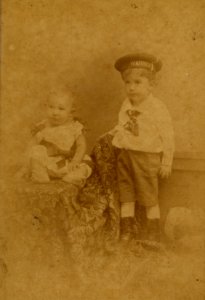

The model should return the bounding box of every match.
[117,150,161,207]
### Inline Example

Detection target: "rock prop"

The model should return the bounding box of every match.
[164,207,205,251]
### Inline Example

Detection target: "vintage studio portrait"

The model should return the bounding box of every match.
[0,0,205,299]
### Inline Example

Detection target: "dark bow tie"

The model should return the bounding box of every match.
[126,110,141,118]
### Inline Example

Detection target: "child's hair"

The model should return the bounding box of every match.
[47,88,75,106]
[121,68,156,84]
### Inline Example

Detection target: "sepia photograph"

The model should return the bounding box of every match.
[0,0,205,299]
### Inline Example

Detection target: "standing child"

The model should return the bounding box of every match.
[111,53,174,242]
[19,90,92,186]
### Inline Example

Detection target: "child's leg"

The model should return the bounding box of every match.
[128,151,161,242]
[120,202,138,242]
[146,204,160,219]
[146,204,161,242]
[117,150,138,241]
[30,145,50,183]
[121,202,135,217]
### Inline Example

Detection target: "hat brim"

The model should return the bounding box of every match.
[114,53,162,73]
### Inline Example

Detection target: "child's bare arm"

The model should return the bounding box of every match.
[66,134,87,172]
[72,134,86,163]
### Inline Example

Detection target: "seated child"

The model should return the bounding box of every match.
[19,89,92,186]
[110,53,175,242]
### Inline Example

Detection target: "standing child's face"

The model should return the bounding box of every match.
[47,94,73,126]
[122,69,152,105]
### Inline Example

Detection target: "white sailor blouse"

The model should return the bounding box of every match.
[112,94,175,166]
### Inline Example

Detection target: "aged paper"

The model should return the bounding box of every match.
[0,0,205,299]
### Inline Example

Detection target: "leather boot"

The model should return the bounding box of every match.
[120,217,138,242]
[147,219,161,242]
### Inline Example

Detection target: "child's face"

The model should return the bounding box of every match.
[122,69,152,105]
[47,94,73,126]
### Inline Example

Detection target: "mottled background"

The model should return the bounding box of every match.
[1,0,205,172]
[1,1,205,300]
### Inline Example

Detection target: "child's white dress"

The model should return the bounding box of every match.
[29,120,92,185]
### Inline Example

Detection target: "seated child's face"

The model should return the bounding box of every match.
[122,69,152,105]
[47,94,73,126]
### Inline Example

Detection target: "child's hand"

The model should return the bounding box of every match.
[67,161,79,172]
[48,167,67,178]
[158,165,172,179]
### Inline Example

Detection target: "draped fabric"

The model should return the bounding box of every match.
[6,134,146,260]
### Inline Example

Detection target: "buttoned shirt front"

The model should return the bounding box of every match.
[112,94,175,166]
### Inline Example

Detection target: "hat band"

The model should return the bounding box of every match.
[127,60,154,71]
